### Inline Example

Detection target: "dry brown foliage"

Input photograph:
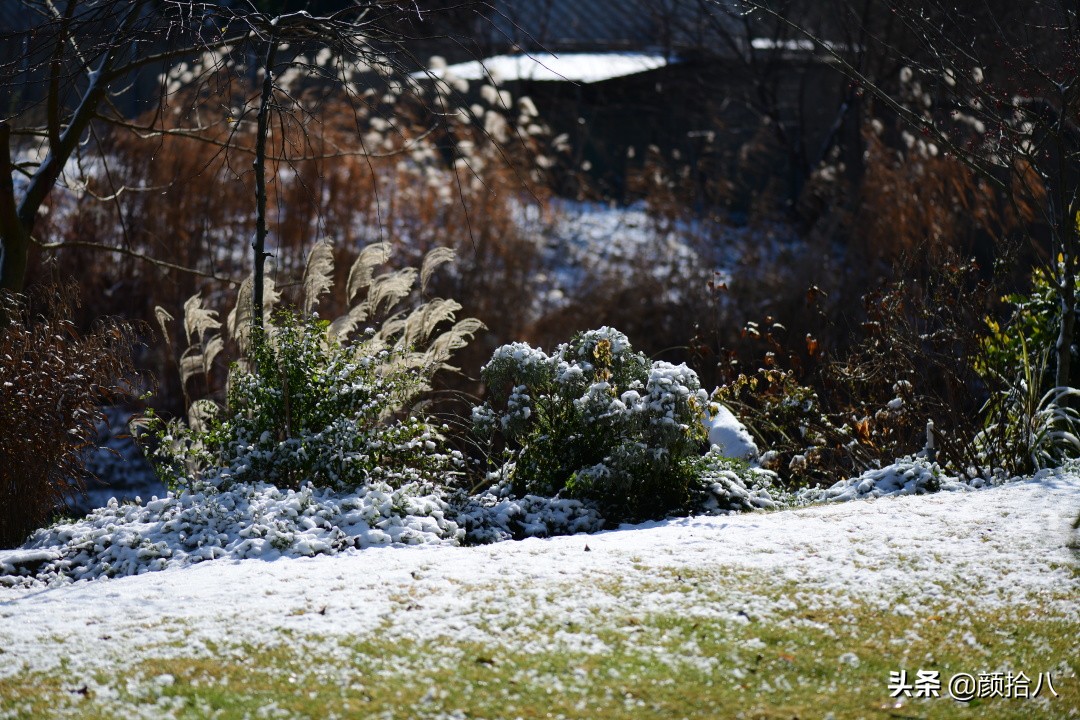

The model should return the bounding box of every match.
[825,255,997,474]
[29,74,555,416]
[0,283,142,548]
[856,131,1016,267]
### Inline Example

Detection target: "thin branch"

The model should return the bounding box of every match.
[31,236,240,285]
[45,0,78,149]
[102,116,438,160]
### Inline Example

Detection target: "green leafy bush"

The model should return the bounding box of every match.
[979,264,1077,388]
[975,353,1080,474]
[473,327,720,521]
[152,312,463,491]
[974,264,1080,474]
[992,385,1080,471]
[149,242,481,493]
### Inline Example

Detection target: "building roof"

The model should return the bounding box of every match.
[486,0,742,55]
[422,52,672,84]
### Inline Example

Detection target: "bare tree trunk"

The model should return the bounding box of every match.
[251,41,277,333]
[0,2,146,293]
[1052,116,1078,390]
[0,123,29,294]
[0,226,30,294]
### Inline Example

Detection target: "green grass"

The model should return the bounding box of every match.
[1,570,1075,719]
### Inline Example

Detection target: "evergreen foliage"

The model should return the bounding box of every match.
[149,243,479,493]
[151,313,463,492]
[473,327,762,521]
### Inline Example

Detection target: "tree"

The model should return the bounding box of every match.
[686,0,874,209]
[0,0,451,308]
[727,0,1080,389]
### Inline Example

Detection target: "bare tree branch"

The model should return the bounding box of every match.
[31,236,239,285]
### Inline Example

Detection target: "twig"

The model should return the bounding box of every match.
[32,237,240,285]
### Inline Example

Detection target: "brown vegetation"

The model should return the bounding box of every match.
[0,282,142,548]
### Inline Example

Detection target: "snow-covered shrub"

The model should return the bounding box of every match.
[475,327,725,521]
[0,283,142,548]
[798,456,971,503]
[455,478,605,544]
[693,451,780,513]
[152,312,463,492]
[0,479,462,586]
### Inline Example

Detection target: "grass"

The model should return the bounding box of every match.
[1,568,1075,719]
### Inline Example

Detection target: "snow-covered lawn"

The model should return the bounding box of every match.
[1,471,1077,719]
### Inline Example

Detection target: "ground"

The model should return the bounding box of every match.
[1,471,1077,719]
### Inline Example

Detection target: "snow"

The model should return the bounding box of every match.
[801,456,968,502]
[749,38,859,54]
[706,402,759,461]
[1,468,1077,684]
[518,200,801,317]
[0,481,463,585]
[417,52,672,84]
[0,477,625,585]
[77,407,165,514]
[458,487,604,544]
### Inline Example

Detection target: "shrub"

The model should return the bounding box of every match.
[150,242,481,493]
[818,257,1001,478]
[0,283,141,548]
[692,450,780,513]
[975,349,1080,474]
[712,367,854,487]
[970,263,1080,474]
[455,484,606,544]
[798,456,962,504]
[979,263,1079,390]
[473,327,719,521]
[3,479,464,585]
[711,256,1006,486]
[152,313,464,491]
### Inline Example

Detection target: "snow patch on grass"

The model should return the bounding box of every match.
[0,468,1075,687]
